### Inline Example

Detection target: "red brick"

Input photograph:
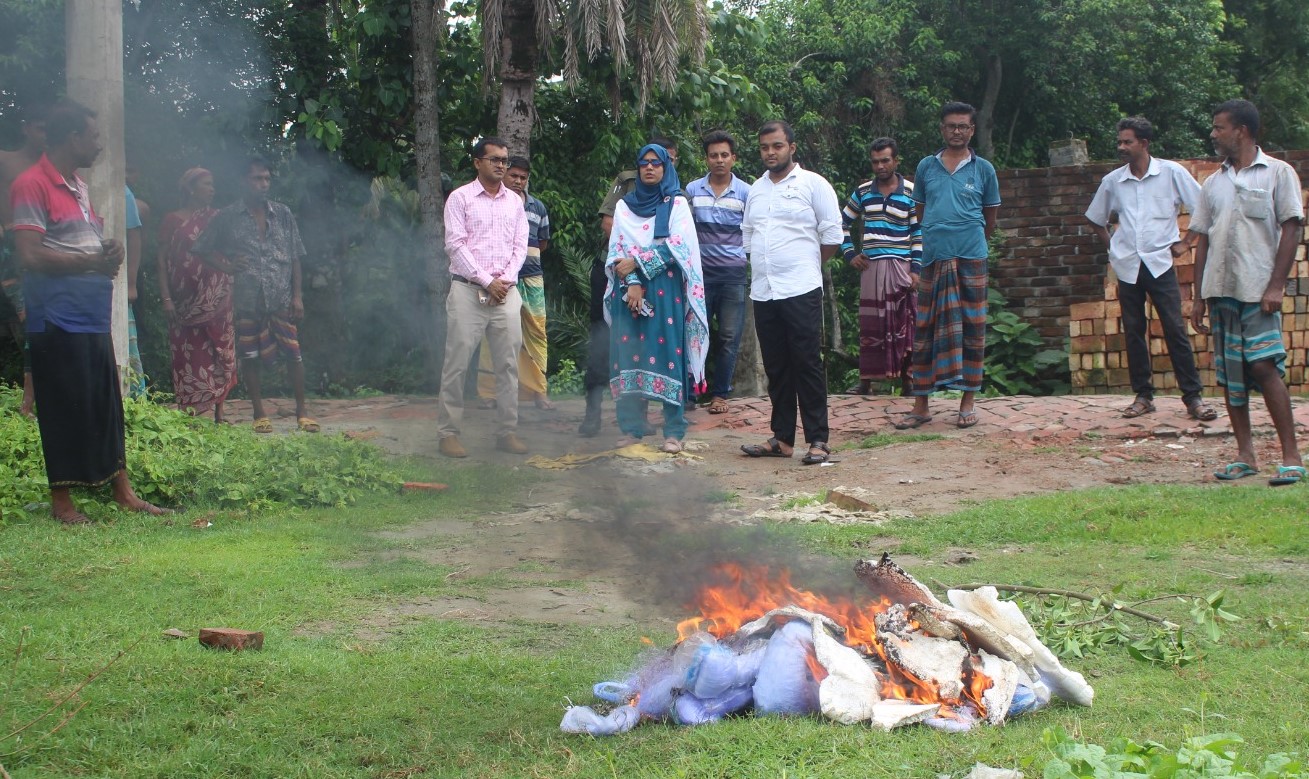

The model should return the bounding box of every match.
[199,628,265,651]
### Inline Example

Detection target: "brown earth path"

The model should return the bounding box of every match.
[227,392,1307,634]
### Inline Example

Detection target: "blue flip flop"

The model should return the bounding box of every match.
[1213,462,1257,481]
[1269,465,1307,487]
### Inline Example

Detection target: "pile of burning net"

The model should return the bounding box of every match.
[561,555,1093,735]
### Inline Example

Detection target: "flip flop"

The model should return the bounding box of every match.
[1268,465,1306,487]
[801,442,830,465]
[1213,462,1257,481]
[252,417,273,434]
[707,397,731,414]
[1121,398,1155,418]
[894,413,933,430]
[298,417,321,433]
[741,437,792,458]
[956,410,978,429]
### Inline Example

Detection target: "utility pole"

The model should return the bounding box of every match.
[66,0,128,370]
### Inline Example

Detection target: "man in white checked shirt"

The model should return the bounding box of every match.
[436,136,530,458]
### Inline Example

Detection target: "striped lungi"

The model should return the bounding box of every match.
[858,258,916,381]
[1210,297,1286,407]
[910,256,987,394]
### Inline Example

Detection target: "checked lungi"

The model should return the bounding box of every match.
[909,256,987,394]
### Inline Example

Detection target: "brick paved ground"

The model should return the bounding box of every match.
[688,392,1309,445]
[231,392,1308,447]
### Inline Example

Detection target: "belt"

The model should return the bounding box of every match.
[451,274,478,286]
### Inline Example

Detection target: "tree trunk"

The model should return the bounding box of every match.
[732,300,766,396]
[67,0,127,372]
[822,261,843,352]
[411,0,449,391]
[495,0,539,157]
[976,51,1002,160]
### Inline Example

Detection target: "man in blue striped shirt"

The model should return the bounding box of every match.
[841,137,922,396]
[685,130,752,414]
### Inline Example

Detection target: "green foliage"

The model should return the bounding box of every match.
[1008,587,1241,668]
[986,287,1072,396]
[1041,727,1308,778]
[0,384,401,521]
[548,358,585,397]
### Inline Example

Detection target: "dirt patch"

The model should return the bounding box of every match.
[250,394,1284,638]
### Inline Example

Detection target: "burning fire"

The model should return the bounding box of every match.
[676,563,992,714]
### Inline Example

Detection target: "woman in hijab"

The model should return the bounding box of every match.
[605,144,709,453]
[155,168,236,422]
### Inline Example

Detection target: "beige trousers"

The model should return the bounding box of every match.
[437,281,522,438]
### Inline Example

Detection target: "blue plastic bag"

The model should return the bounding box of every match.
[751,621,820,716]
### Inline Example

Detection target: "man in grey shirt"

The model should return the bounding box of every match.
[1190,99,1304,485]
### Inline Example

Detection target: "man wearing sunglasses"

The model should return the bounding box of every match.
[580,135,681,437]
[436,136,530,458]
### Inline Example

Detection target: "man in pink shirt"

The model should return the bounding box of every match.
[437,136,530,457]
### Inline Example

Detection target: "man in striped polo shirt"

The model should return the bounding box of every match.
[685,130,751,414]
[840,137,922,396]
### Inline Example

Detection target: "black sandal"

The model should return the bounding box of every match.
[801,442,830,465]
[741,437,792,458]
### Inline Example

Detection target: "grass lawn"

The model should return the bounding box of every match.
[3,463,1308,778]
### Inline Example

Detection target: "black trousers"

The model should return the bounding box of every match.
[754,287,829,446]
[584,255,610,391]
[1118,266,1203,403]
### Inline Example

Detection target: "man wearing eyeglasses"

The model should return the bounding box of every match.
[436,136,530,457]
[896,101,1000,431]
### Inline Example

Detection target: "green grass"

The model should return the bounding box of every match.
[843,432,945,450]
[3,469,1309,777]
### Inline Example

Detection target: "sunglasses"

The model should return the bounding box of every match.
[637,159,665,168]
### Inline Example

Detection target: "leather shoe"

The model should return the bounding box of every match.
[496,433,529,454]
[439,436,467,458]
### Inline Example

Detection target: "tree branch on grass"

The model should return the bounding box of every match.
[1,635,143,758]
[940,582,1181,629]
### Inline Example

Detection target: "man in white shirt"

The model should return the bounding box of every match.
[738,120,843,465]
[1189,99,1304,486]
[1086,116,1216,421]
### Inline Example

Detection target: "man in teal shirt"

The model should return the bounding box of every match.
[896,101,1000,430]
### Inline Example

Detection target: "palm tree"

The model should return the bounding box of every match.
[479,0,709,156]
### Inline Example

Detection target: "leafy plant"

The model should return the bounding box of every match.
[985,287,1070,396]
[0,384,402,521]
[1041,727,1308,778]
[548,358,586,397]
[996,585,1241,667]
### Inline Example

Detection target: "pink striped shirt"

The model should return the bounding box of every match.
[444,178,529,287]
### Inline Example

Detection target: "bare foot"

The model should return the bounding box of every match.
[534,394,556,411]
[55,510,92,525]
[116,497,174,516]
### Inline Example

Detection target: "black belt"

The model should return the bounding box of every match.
[451,274,477,286]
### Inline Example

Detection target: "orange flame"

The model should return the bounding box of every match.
[677,563,991,714]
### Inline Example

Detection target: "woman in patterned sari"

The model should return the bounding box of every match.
[155,168,235,422]
[605,144,709,453]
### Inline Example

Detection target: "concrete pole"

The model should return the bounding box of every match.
[66,0,127,370]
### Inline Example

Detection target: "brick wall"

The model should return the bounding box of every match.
[996,151,1309,395]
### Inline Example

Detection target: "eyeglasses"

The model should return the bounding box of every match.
[478,156,510,167]
[943,123,974,133]
[637,159,665,168]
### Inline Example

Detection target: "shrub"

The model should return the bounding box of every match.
[1,384,402,521]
